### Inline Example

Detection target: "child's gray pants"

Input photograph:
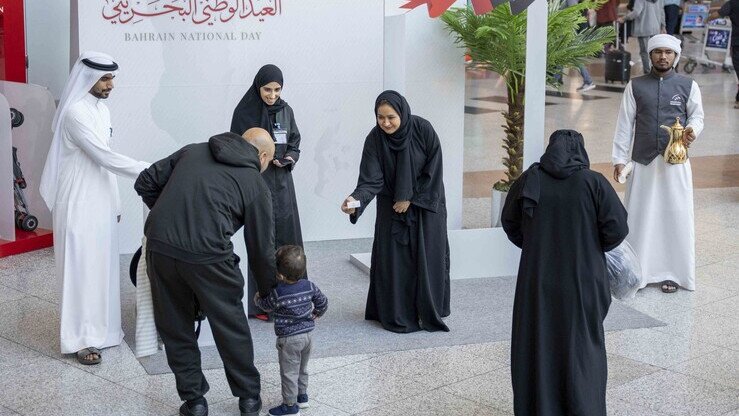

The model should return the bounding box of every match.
[277,332,313,404]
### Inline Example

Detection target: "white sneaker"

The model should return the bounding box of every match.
[577,83,596,92]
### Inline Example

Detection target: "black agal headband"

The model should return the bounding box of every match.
[81,58,119,72]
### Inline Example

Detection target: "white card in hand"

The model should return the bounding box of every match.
[347,200,361,209]
[617,161,634,184]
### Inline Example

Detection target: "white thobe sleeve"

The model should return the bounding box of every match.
[66,111,151,178]
[612,82,636,166]
[686,80,704,138]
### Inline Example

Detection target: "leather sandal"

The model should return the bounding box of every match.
[76,347,102,365]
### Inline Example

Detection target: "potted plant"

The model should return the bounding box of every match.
[441,0,614,226]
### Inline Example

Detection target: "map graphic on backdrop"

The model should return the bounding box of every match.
[102,0,282,25]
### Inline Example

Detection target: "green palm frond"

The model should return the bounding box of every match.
[441,0,615,191]
[441,0,615,89]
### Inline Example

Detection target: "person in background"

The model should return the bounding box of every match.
[619,0,667,74]
[596,0,621,51]
[554,0,597,91]
[664,0,682,35]
[717,0,739,107]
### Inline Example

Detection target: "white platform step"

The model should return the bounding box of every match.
[350,227,521,280]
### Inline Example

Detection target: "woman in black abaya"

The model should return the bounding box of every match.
[231,64,304,319]
[341,90,450,333]
[502,130,628,416]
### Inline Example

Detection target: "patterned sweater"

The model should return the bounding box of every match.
[255,279,328,337]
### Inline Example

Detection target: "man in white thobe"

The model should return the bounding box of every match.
[40,52,150,364]
[612,34,704,293]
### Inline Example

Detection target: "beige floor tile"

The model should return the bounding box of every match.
[609,370,739,416]
[441,366,514,414]
[607,354,662,389]
[654,310,739,348]
[605,328,720,369]
[357,390,511,416]
[669,348,739,390]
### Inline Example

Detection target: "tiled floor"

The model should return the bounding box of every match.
[1,51,737,415]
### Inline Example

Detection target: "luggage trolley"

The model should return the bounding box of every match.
[10,108,39,232]
[680,2,733,74]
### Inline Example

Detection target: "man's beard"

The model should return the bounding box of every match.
[652,62,673,74]
[90,89,111,99]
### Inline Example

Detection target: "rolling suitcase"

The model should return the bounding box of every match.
[605,21,631,83]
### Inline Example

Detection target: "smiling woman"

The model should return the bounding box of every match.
[230,64,305,320]
[376,101,401,134]
[341,90,450,334]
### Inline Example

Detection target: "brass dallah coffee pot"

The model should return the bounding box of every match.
[661,117,689,164]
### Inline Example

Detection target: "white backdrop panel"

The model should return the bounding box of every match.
[402,7,465,230]
[25,1,71,99]
[75,0,385,252]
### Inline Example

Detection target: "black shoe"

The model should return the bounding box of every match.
[179,398,208,416]
[239,396,262,416]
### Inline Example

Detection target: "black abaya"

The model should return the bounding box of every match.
[230,65,304,314]
[502,130,628,416]
[350,91,450,333]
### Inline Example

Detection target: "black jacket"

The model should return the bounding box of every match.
[719,0,739,44]
[135,132,276,295]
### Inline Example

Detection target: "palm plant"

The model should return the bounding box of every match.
[441,0,614,191]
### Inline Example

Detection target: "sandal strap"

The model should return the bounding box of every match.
[77,347,101,357]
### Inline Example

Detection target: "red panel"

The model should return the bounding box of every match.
[0,0,26,83]
[0,228,53,258]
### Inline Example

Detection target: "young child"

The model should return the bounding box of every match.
[254,245,328,416]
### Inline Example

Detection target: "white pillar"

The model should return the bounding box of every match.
[383,14,407,93]
[523,0,548,169]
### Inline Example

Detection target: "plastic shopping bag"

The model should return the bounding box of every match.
[605,240,642,300]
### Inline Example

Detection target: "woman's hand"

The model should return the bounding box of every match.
[342,196,357,215]
[393,200,411,214]
[273,156,295,168]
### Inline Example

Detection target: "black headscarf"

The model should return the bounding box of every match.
[520,129,590,217]
[230,64,288,136]
[373,90,414,202]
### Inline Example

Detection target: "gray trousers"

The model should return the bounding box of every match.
[638,36,652,74]
[277,332,313,404]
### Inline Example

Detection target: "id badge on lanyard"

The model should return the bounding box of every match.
[273,122,288,145]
